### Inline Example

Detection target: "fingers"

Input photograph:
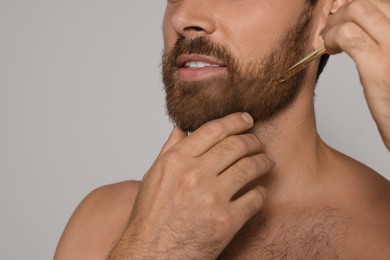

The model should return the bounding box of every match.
[323,1,390,152]
[218,153,275,198]
[159,127,188,156]
[322,0,390,92]
[177,112,255,157]
[325,0,390,46]
[323,0,390,59]
[230,186,268,231]
[199,134,265,175]
[324,21,374,55]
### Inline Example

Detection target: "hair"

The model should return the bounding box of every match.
[308,0,330,82]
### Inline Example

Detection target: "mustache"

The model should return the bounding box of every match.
[163,36,236,70]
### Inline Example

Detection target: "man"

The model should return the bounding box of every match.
[55,0,390,259]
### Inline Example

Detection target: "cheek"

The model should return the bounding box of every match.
[162,11,176,52]
[217,16,279,64]
[216,3,305,63]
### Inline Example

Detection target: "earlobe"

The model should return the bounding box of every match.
[311,0,350,50]
[330,0,352,14]
[311,1,333,50]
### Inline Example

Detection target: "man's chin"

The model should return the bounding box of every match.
[165,75,234,132]
[168,105,231,133]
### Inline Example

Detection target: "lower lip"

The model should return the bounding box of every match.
[177,67,227,81]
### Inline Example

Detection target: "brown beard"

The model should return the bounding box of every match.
[162,7,313,133]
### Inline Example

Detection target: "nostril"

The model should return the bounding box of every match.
[184,26,204,32]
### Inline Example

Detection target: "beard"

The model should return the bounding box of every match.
[162,7,313,133]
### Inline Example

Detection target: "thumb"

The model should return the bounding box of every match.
[159,127,187,156]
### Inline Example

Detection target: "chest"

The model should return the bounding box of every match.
[217,208,348,260]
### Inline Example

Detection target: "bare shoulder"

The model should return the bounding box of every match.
[329,149,390,202]
[54,180,141,260]
[326,149,390,257]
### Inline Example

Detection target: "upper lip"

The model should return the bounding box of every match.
[177,55,227,68]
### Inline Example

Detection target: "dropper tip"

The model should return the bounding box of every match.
[279,77,286,84]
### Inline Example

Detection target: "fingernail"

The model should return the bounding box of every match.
[241,112,254,124]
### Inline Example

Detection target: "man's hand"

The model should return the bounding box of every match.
[323,0,390,150]
[107,113,275,259]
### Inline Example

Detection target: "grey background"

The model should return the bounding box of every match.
[0,1,388,259]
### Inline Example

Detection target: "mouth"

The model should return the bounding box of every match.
[176,54,227,81]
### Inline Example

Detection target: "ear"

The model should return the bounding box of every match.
[311,0,351,50]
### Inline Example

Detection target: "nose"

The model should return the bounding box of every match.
[169,0,217,39]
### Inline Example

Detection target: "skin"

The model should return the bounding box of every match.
[55,0,390,259]
[323,0,390,151]
[162,3,313,132]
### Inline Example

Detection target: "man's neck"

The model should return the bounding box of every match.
[251,78,330,204]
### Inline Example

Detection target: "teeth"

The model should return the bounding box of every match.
[184,61,221,68]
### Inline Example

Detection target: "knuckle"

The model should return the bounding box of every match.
[234,169,252,187]
[204,121,225,139]
[336,23,367,50]
[213,213,232,239]
[157,151,184,177]
[350,1,385,27]
[199,191,219,207]
[214,210,231,228]
[163,150,183,165]
[238,157,258,174]
[352,0,376,18]
[227,135,248,153]
[337,23,356,41]
[182,171,201,188]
